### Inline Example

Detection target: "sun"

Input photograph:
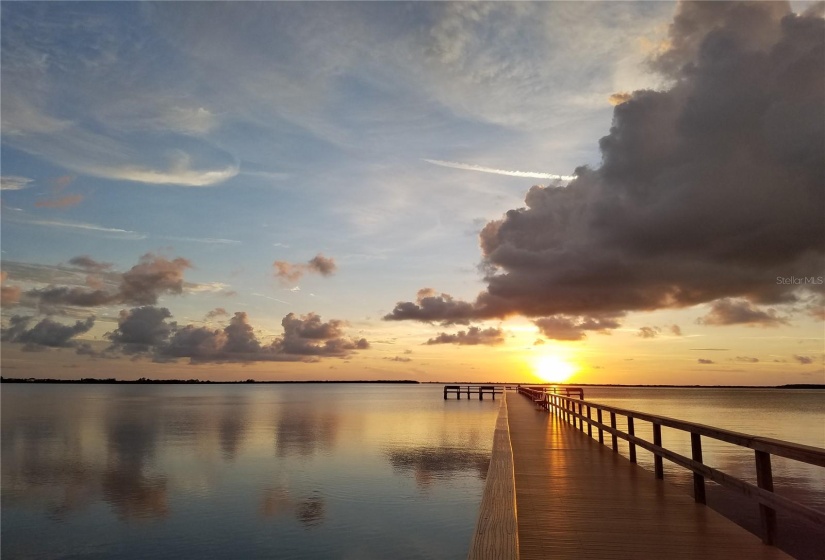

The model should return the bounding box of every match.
[533,355,577,384]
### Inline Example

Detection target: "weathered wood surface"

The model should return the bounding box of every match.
[467,394,519,560]
[507,392,791,560]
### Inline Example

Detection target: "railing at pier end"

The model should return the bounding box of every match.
[518,385,825,547]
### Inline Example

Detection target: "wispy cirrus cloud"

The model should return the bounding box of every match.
[0,176,33,191]
[424,159,575,181]
[19,218,146,239]
[78,157,239,187]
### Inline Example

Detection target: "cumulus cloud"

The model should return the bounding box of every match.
[307,254,337,276]
[273,254,337,285]
[697,299,788,327]
[0,286,22,307]
[534,315,621,341]
[119,254,192,304]
[2,315,95,349]
[386,3,825,334]
[107,306,177,354]
[697,358,714,364]
[793,355,813,365]
[425,326,504,346]
[1,271,22,307]
[35,194,84,208]
[93,307,370,364]
[608,92,632,106]
[205,307,229,320]
[384,290,476,326]
[638,326,660,339]
[68,255,114,273]
[26,253,192,310]
[278,312,368,357]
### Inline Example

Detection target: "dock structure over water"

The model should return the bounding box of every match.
[443,385,504,400]
[469,388,825,560]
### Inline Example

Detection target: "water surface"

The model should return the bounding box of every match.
[2,384,500,560]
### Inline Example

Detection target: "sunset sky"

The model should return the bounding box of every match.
[2,1,823,385]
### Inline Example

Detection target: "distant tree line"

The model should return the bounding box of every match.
[0,377,420,384]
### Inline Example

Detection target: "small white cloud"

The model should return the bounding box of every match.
[186,281,233,293]
[0,176,34,191]
[85,158,238,187]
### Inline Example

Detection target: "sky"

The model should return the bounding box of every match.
[1,1,823,385]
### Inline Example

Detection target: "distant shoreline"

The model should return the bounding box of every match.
[0,377,822,389]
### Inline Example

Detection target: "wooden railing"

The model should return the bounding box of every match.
[443,385,504,400]
[518,386,825,546]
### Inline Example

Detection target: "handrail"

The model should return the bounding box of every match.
[518,385,825,547]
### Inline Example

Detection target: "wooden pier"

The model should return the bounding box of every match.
[468,389,825,560]
[443,385,504,400]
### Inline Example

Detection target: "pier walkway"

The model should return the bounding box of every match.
[470,391,792,560]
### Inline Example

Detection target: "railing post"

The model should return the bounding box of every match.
[691,433,706,504]
[578,401,584,431]
[653,422,663,479]
[755,450,777,545]
[627,416,636,463]
[586,406,592,438]
[610,412,618,452]
[597,409,604,444]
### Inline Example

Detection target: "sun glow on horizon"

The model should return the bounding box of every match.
[532,355,577,384]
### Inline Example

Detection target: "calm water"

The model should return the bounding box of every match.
[2,385,823,560]
[1,384,499,560]
[580,387,825,560]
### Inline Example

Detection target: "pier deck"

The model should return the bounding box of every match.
[482,392,791,559]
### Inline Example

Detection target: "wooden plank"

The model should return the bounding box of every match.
[467,394,519,560]
[506,392,792,560]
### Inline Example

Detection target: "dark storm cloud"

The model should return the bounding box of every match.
[383,290,475,326]
[107,306,177,354]
[31,286,115,308]
[697,299,788,327]
[385,2,824,332]
[1,315,94,348]
[26,253,192,309]
[273,253,337,284]
[278,312,369,357]
[102,308,370,363]
[425,326,504,346]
